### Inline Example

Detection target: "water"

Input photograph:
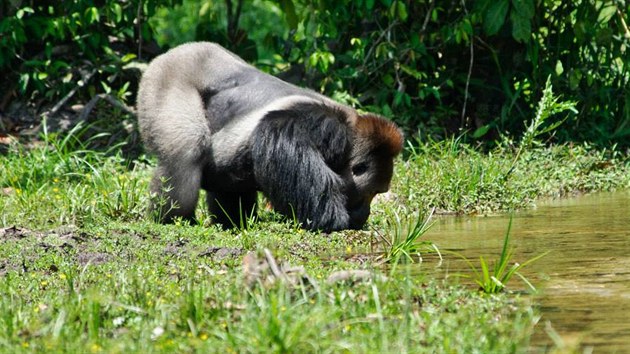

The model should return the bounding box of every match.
[422,191,630,352]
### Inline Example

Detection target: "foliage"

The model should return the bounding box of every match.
[267,0,630,147]
[506,75,577,178]
[0,133,566,353]
[0,0,178,106]
[377,207,439,264]
[148,0,286,62]
[0,233,539,352]
[2,1,629,148]
[520,76,577,151]
[0,123,148,226]
[397,138,630,216]
[1,122,627,352]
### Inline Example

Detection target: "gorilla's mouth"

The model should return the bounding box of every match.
[348,202,370,230]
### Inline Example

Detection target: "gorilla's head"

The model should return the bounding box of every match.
[346,114,404,229]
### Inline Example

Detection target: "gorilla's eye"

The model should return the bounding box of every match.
[352,162,369,176]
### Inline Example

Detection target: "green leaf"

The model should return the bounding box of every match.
[393,92,410,107]
[382,74,394,86]
[112,3,123,23]
[483,0,509,35]
[19,73,29,93]
[16,7,34,19]
[569,70,582,90]
[396,2,408,21]
[472,125,491,138]
[597,4,617,24]
[308,51,335,73]
[511,0,534,19]
[473,0,492,13]
[121,53,137,63]
[555,60,564,76]
[399,64,425,79]
[278,0,298,29]
[381,103,393,117]
[86,7,100,24]
[101,81,112,94]
[511,10,531,42]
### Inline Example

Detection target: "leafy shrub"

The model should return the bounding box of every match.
[2,0,629,149]
[0,0,176,105]
[270,0,630,147]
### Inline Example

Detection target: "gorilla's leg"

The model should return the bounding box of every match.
[206,190,258,228]
[150,162,201,224]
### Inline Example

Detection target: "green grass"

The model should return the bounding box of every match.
[0,220,540,353]
[456,216,549,294]
[0,122,629,352]
[396,138,630,216]
[376,207,439,265]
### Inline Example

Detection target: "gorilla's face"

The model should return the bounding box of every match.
[340,113,402,229]
[345,144,396,229]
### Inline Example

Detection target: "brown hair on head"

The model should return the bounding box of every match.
[355,114,404,156]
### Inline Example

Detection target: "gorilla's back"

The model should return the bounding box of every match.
[200,48,325,132]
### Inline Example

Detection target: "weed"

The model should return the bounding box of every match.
[91,168,148,221]
[505,76,577,178]
[377,208,440,264]
[214,198,259,230]
[148,176,188,224]
[457,217,549,294]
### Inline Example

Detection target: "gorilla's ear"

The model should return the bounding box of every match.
[355,114,404,157]
[251,103,353,231]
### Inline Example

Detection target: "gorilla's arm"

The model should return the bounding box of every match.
[251,103,353,231]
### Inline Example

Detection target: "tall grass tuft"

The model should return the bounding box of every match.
[377,208,440,264]
[458,217,548,294]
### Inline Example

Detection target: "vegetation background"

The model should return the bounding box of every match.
[1,0,629,149]
[1,2,630,352]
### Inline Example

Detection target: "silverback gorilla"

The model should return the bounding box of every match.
[137,42,403,232]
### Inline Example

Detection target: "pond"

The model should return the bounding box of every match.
[422,190,630,352]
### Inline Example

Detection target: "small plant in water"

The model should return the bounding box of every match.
[459,216,548,294]
[377,208,440,264]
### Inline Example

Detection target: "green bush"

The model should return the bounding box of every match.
[268,0,630,147]
[0,0,177,105]
[2,0,629,148]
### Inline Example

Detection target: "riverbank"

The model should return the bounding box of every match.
[0,138,628,352]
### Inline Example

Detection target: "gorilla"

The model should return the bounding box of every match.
[137,42,403,232]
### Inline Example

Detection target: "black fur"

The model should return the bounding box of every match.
[252,103,354,231]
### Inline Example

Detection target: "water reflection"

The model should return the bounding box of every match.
[423,191,630,352]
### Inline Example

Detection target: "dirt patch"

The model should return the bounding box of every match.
[163,238,189,256]
[0,226,32,240]
[199,247,244,261]
[77,252,112,266]
[0,260,18,276]
[1,225,87,243]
